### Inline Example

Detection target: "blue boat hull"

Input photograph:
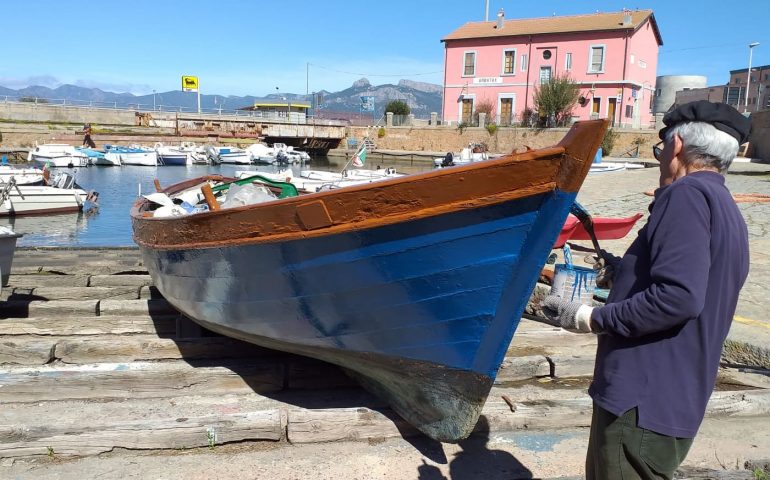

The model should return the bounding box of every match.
[140,189,576,440]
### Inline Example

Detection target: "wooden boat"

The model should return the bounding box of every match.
[131,120,608,442]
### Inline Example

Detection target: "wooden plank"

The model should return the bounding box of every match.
[0,337,54,365]
[496,355,551,383]
[548,354,596,378]
[286,358,358,389]
[0,300,99,318]
[0,410,283,457]
[138,285,163,299]
[0,315,177,336]
[54,335,274,363]
[6,286,139,301]
[98,299,178,316]
[8,274,90,288]
[0,361,285,402]
[287,388,770,444]
[287,407,419,443]
[89,274,154,287]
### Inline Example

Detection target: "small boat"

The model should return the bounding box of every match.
[104,145,158,166]
[588,161,645,174]
[434,142,490,168]
[205,146,250,165]
[78,147,119,166]
[0,171,96,216]
[568,212,644,241]
[0,165,45,185]
[131,120,608,442]
[155,143,193,166]
[236,167,404,192]
[27,144,89,168]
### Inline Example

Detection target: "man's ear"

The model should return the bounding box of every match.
[671,134,683,159]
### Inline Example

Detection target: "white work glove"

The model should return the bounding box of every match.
[541,295,595,333]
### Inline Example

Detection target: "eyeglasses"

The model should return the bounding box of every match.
[652,141,664,160]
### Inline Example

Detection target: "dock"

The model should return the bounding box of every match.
[1,247,769,479]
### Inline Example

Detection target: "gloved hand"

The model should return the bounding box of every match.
[591,250,622,289]
[540,295,595,333]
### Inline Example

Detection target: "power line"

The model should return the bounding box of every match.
[308,63,442,77]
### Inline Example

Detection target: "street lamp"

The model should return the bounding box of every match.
[745,42,760,112]
[152,90,156,111]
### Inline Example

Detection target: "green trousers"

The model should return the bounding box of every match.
[586,403,694,480]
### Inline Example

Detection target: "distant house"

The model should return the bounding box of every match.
[239,101,311,123]
[724,65,770,112]
[441,9,662,128]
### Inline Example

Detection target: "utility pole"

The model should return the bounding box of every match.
[306,62,309,96]
[746,42,760,112]
[485,0,489,21]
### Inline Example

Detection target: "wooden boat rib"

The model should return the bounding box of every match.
[131,120,608,442]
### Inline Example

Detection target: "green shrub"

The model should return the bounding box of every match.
[384,100,410,115]
[532,73,581,127]
[600,128,619,157]
[486,123,498,135]
[377,127,386,138]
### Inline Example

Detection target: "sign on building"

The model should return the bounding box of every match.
[182,76,199,92]
[360,96,375,111]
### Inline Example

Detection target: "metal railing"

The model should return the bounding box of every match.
[0,95,349,126]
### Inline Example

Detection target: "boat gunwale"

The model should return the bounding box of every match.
[131,120,608,250]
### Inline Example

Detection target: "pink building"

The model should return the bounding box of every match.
[441,9,662,129]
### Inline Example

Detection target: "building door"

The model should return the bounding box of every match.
[500,97,514,126]
[607,98,617,126]
[461,98,474,124]
[591,98,601,118]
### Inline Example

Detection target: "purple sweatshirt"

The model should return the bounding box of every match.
[590,171,749,438]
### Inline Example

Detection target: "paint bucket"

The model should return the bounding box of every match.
[550,264,597,305]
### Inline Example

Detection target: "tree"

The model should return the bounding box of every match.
[474,99,495,126]
[384,100,410,115]
[532,73,581,127]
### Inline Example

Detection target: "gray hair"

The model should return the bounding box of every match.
[665,122,739,172]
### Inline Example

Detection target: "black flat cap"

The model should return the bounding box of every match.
[660,101,751,144]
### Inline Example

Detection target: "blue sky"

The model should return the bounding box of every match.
[2,0,768,97]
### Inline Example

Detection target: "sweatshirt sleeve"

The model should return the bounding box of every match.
[592,184,711,337]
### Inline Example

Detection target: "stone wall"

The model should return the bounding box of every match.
[344,125,659,157]
[749,111,770,161]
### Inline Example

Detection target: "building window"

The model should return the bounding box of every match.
[625,105,634,118]
[630,54,635,64]
[521,54,528,72]
[463,52,476,76]
[638,59,647,69]
[542,49,552,60]
[589,45,605,73]
[766,74,770,81]
[502,49,516,75]
[565,53,572,71]
[539,66,552,84]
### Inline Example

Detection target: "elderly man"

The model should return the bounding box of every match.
[542,101,751,480]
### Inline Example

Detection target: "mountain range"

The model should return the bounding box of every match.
[0,79,443,118]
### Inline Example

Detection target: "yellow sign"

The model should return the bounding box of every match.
[182,76,199,92]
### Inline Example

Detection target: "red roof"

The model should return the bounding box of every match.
[442,10,662,45]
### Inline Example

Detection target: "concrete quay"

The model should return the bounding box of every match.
[1,221,769,479]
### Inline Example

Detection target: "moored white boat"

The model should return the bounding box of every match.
[0,172,94,216]
[105,145,157,166]
[27,144,89,168]
[155,143,193,166]
[78,147,119,166]
[206,146,251,165]
[433,143,490,168]
[0,165,45,185]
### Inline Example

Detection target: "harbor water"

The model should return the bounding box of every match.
[2,157,433,247]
